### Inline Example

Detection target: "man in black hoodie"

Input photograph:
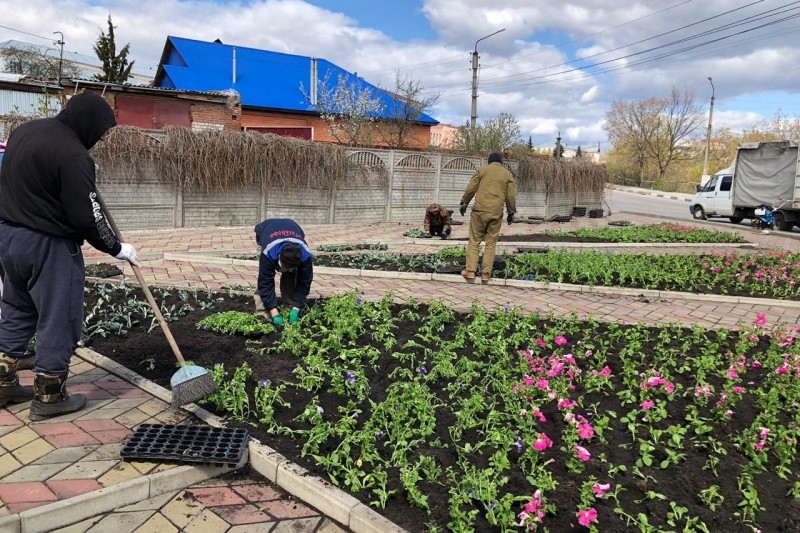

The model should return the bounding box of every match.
[0,91,139,420]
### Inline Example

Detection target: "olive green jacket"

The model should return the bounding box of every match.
[460,162,517,216]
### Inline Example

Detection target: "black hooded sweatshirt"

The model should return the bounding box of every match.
[0,91,121,255]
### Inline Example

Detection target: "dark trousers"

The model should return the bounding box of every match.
[279,271,302,308]
[429,225,451,238]
[0,223,84,374]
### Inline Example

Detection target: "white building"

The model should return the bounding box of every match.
[0,39,153,86]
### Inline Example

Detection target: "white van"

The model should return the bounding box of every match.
[689,168,744,224]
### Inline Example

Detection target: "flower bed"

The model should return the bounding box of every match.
[84,283,800,533]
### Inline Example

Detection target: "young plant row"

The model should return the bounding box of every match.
[196,292,800,533]
[543,223,747,244]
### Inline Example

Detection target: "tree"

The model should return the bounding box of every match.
[575,146,583,158]
[0,45,81,79]
[527,136,533,149]
[454,112,521,153]
[604,87,702,181]
[93,15,135,83]
[376,70,440,149]
[301,71,385,146]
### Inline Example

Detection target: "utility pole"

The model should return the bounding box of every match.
[702,77,715,178]
[470,28,505,134]
[53,31,64,82]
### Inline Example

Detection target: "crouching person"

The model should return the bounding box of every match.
[424,203,452,239]
[254,218,313,326]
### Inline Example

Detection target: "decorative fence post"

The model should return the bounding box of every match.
[385,150,395,222]
[433,152,442,203]
[174,185,184,228]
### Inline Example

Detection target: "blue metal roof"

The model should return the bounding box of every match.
[154,36,437,125]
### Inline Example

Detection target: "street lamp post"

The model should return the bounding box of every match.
[470,28,506,132]
[702,77,715,178]
[53,31,64,82]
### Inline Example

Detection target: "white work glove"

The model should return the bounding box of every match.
[115,243,140,267]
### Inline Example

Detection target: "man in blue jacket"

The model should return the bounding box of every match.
[254,219,313,326]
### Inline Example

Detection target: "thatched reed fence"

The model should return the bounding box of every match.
[77,127,607,230]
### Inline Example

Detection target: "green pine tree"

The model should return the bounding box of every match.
[527,136,533,149]
[575,146,583,158]
[93,15,135,83]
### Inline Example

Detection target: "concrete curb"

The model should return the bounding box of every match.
[161,253,800,309]
[73,348,409,533]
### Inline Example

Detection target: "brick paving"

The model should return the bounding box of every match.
[2,207,800,531]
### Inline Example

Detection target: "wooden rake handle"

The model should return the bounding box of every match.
[95,193,188,366]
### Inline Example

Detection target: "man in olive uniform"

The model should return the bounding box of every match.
[459,153,516,282]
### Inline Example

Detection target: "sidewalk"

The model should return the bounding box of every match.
[2,211,799,532]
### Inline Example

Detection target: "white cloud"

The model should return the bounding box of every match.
[2,0,798,147]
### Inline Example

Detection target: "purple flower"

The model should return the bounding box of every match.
[418,367,428,375]
[504,302,510,313]
[346,371,356,384]
[376,431,384,440]
[356,298,363,305]
[467,489,474,498]
[515,437,523,454]
[316,406,324,414]
[259,379,271,387]
[488,503,496,511]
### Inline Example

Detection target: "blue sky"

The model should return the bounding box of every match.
[309,0,437,41]
[2,0,800,151]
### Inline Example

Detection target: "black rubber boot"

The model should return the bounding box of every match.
[0,352,34,407]
[29,372,86,421]
[16,350,35,371]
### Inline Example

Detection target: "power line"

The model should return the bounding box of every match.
[432,0,783,91]
[0,24,54,43]
[356,0,698,80]
[435,3,800,95]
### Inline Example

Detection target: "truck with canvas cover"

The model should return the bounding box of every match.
[690,141,800,231]
[731,140,800,231]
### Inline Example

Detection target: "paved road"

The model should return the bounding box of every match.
[607,188,693,221]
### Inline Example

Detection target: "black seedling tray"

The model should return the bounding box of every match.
[120,424,249,467]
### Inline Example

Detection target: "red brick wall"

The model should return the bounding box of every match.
[191,102,240,131]
[241,110,432,149]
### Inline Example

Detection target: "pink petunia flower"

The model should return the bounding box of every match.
[533,409,547,423]
[640,400,655,410]
[574,445,591,461]
[577,507,598,527]
[537,378,550,390]
[756,313,766,326]
[557,398,576,410]
[592,483,611,498]
[554,335,567,347]
[533,433,553,452]
[518,490,545,528]
[578,422,594,439]
[585,349,593,357]
[536,338,546,348]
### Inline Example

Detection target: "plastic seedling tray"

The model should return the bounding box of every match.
[120,424,249,467]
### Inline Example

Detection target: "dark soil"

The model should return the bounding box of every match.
[86,283,800,533]
[85,263,124,278]
[449,234,610,243]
